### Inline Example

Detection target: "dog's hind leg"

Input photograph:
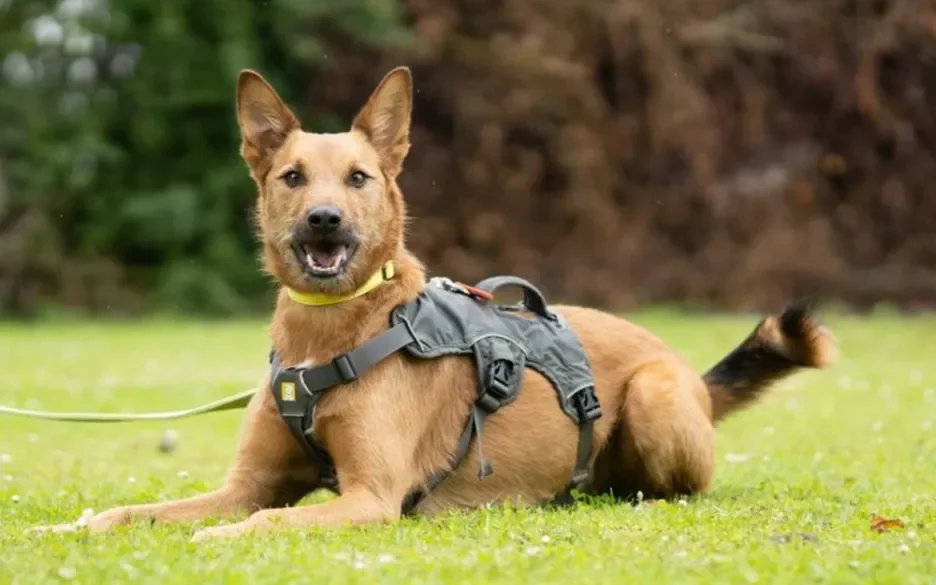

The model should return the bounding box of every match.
[610,361,715,500]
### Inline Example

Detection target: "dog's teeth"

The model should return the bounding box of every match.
[302,245,348,273]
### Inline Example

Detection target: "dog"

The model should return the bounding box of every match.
[42,67,836,540]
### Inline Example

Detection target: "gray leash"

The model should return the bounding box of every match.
[0,388,256,422]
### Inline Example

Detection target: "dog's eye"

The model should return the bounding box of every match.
[281,170,304,188]
[348,170,368,188]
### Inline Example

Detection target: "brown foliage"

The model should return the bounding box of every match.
[305,0,936,312]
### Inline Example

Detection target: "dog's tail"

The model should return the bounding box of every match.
[703,299,837,424]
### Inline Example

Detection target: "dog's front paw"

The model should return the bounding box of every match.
[190,511,280,542]
[87,506,137,533]
[27,508,96,536]
[190,521,247,542]
[26,522,82,536]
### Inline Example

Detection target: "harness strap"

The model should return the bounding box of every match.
[269,352,339,490]
[400,360,517,514]
[573,424,594,489]
[404,368,600,512]
[401,357,517,513]
[570,386,602,491]
[400,410,475,515]
[269,322,417,492]
[470,405,494,479]
[298,323,416,391]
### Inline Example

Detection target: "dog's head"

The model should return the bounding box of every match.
[236,67,412,295]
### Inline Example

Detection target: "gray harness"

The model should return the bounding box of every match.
[269,276,602,514]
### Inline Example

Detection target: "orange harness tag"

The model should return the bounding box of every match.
[454,282,494,302]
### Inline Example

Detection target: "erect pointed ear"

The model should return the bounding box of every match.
[351,66,413,177]
[236,70,300,168]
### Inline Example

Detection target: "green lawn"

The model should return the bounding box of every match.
[0,309,934,584]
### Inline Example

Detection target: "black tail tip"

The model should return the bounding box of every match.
[772,297,837,368]
[778,297,822,336]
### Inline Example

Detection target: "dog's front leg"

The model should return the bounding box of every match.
[83,483,266,534]
[190,404,415,541]
[190,488,397,541]
[83,468,306,534]
[33,383,318,535]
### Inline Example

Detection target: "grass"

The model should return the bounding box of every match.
[0,309,934,584]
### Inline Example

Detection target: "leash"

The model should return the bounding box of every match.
[0,388,257,423]
[1,263,398,425]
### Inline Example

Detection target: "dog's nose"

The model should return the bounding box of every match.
[306,206,343,233]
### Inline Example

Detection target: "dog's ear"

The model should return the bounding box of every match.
[351,67,412,177]
[236,70,300,168]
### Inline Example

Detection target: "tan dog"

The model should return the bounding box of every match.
[48,67,836,540]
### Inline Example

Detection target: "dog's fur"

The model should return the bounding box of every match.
[49,68,837,540]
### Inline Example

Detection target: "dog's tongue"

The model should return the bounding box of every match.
[309,245,345,269]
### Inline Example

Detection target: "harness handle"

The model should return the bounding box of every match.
[472,276,553,320]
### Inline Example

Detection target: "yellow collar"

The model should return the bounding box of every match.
[286,261,395,307]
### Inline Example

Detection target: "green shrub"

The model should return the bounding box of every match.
[0,0,410,316]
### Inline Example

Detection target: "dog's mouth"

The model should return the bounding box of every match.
[290,231,361,279]
[293,240,356,278]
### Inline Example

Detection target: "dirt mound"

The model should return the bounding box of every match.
[308,0,936,311]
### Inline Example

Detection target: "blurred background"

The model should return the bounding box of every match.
[1,0,935,318]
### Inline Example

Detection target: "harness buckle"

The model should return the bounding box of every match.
[477,360,514,413]
[573,386,602,422]
[333,354,359,383]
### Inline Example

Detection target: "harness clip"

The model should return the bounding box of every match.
[477,360,514,413]
[333,354,359,383]
[573,386,602,422]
